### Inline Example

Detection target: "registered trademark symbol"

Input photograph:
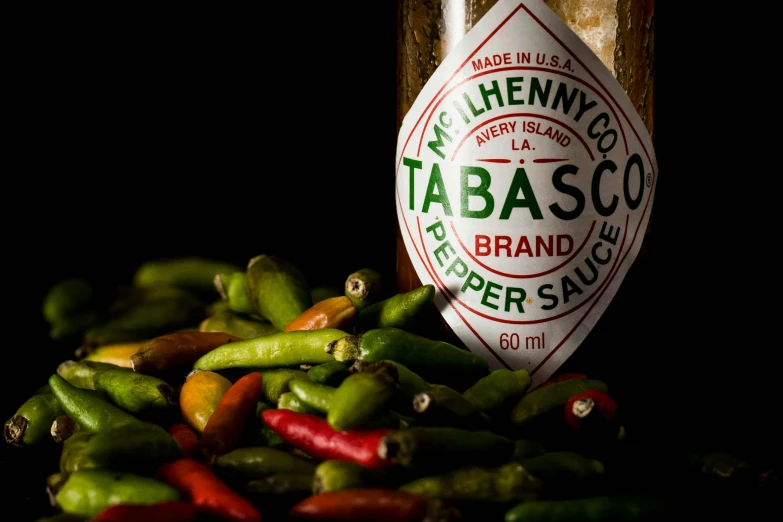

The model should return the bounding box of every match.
[646,173,652,187]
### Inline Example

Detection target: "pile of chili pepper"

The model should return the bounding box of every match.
[5,255,777,522]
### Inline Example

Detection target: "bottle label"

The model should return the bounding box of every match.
[395,0,657,386]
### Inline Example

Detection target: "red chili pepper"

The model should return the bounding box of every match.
[168,422,200,459]
[199,372,263,460]
[289,489,427,521]
[261,409,392,470]
[155,458,262,522]
[93,501,198,522]
[564,389,619,436]
[537,372,588,389]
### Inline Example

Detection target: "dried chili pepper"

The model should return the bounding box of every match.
[131,331,242,374]
[199,372,264,460]
[155,457,262,522]
[261,409,392,470]
[92,501,198,522]
[167,422,200,459]
[289,489,428,521]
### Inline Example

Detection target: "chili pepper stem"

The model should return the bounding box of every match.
[213,273,229,300]
[572,397,595,418]
[157,384,178,407]
[346,277,369,299]
[325,335,361,362]
[3,415,26,446]
[412,393,431,413]
[376,438,401,461]
[51,415,80,444]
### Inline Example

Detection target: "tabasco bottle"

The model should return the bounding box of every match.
[395,0,656,387]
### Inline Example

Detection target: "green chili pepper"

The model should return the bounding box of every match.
[245,254,312,331]
[344,268,389,311]
[326,327,488,386]
[311,285,344,304]
[214,272,255,315]
[84,421,180,473]
[351,360,432,398]
[48,374,139,433]
[50,311,101,341]
[199,309,277,339]
[92,368,177,414]
[47,472,69,508]
[35,513,88,522]
[43,278,95,324]
[306,361,350,386]
[213,447,317,481]
[244,473,314,506]
[259,369,308,404]
[60,432,100,475]
[504,494,664,522]
[254,403,286,448]
[521,451,605,485]
[82,288,205,347]
[400,462,542,503]
[356,284,435,332]
[288,380,336,413]
[207,298,232,315]
[193,329,347,370]
[327,364,398,431]
[511,379,609,426]
[412,384,492,430]
[512,439,548,461]
[133,256,242,296]
[55,469,180,517]
[278,392,323,415]
[4,389,64,446]
[378,427,515,472]
[463,369,532,411]
[313,459,381,494]
[57,360,119,390]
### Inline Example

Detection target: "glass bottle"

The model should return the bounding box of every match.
[394,0,656,385]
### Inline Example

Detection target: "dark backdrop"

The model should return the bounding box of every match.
[3,3,779,519]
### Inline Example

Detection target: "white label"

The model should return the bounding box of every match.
[395,0,657,387]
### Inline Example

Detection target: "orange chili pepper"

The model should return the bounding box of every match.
[156,458,262,522]
[167,422,200,459]
[93,501,198,522]
[179,370,233,433]
[131,332,242,374]
[283,296,357,332]
[199,372,264,460]
[289,489,427,521]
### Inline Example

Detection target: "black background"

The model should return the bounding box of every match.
[2,2,779,519]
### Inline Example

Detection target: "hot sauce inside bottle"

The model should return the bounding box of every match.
[395,0,656,387]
